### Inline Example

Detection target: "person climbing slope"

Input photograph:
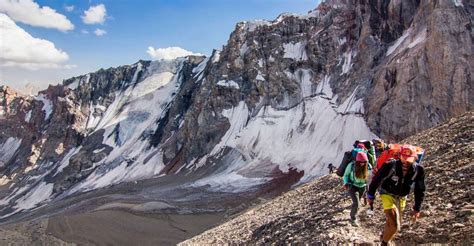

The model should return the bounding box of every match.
[343,152,370,227]
[367,145,426,245]
[372,139,425,176]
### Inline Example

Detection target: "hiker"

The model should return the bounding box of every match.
[343,152,370,227]
[336,140,374,177]
[372,140,424,176]
[354,140,376,170]
[328,163,335,174]
[367,145,426,245]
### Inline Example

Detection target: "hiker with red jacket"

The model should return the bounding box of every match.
[343,152,370,227]
[367,145,426,246]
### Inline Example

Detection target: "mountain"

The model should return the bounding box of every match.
[181,110,474,245]
[0,0,472,235]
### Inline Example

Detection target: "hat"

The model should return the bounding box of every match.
[356,152,368,162]
[400,145,417,163]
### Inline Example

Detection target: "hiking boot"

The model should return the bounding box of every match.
[350,219,360,227]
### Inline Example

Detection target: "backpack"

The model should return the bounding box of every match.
[336,151,352,177]
[374,144,425,175]
[353,140,373,150]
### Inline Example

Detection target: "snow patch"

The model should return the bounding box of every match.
[453,0,463,7]
[283,42,308,61]
[66,79,80,90]
[341,50,353,75]
[212,51,221,63]
[131,62,143,83]
[408,28,427,49]
[285,69,313,98]
[13,182,53,211]
[256,71,265,81]
[192,57,209,80]
[217,80,240,89]
[240,43,249,57]
[36,94,53,120]
[0,137,22,167]
[337,87,364,114]
[338,37,347,45]
[315,75,333,98]
[386,28,427,56]
[54,147,81,176]
[24,110,32,122]
[387,31,410,56]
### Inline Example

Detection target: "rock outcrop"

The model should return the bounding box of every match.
[181,110,474,245]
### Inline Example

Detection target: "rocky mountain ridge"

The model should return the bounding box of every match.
[0,0,472,224]
[181,110,474,245]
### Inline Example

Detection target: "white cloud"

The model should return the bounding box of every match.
[94,28,106,36]
[81,29,89,34]
[65,5,74,12]
[0,0,74,31]
[81,4,106,24]
[0,14,74,70]
[147,46,203,60]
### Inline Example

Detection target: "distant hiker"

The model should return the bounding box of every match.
[328,163,335,174]
[372,139,386,157]
[343,152,370,227]
[367,145,426,245]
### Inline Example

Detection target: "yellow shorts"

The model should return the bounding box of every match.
[381,194,406,211]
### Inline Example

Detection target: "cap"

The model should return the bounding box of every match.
[400,145,417,163]
[356,152,368,162]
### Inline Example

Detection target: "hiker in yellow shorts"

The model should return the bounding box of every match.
[366,145,426,246]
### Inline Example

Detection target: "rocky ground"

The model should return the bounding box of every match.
[181,110,474,245]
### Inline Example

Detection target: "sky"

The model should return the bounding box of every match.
[0,0,318,93]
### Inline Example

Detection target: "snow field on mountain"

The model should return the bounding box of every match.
[0,137,22,167]
[194,90,376,190]
[69,60,183,193]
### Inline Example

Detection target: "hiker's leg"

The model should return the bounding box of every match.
[380,194,399,242]
[349,186,359,221]
[357,186,365,206]
[397,197,407,229]
[383,208,398,242]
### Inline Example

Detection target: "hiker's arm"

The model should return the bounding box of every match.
[413,167,426,212]
[343,162,352,185]
[368,162,390,197]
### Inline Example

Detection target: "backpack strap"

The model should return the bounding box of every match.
[411,164,419,181]
[381,160,397,183]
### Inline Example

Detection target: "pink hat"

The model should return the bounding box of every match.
[356,152,368,162]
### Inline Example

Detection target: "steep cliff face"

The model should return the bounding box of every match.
[0,0,471,221]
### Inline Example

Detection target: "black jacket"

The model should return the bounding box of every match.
[368,160,426,211]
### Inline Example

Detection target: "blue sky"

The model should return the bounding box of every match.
[1,0,318,92]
